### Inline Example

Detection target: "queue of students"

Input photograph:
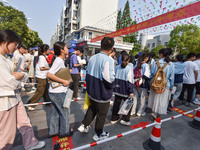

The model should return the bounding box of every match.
[1,29,200,150]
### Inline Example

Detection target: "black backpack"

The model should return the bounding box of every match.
[65,53,75,68]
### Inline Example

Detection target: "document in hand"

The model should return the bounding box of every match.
[50,68,73,89]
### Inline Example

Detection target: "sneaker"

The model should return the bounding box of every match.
[137,112,146,117]
[120,120,131,126]
[78,124,90,133]
[167,108,172,113]
[193,99,200,105]
[27,141,45,150]
[111,120,118,124]
[28,107,35,111]
[93,131,109,141]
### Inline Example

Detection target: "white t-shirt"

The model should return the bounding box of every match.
[15,54,26,72]
[35,55,49,79]
[194,60,200,82]
[48,57,68,93]
[34,51,38,57]
[13,50,19,64]
[183,61,199,84]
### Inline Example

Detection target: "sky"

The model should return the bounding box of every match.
[1,0,65,45]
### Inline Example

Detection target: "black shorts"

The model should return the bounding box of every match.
[196,82,200,94]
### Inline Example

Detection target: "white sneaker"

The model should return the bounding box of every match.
[78,124,90,133]
[28,107,35,111]
[111,120,118,124]
[137,112,146,117]
[93,131,109,141]
[120,120,131,126]
[193,99,200,105]
[27,141,45,150]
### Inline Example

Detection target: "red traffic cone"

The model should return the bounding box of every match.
[188,110,200,130]
[143,118,164,150]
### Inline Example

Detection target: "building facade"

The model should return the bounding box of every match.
[139,33,170,51]
[51,0,134,55]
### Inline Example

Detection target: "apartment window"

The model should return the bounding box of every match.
[73,10,77,19]
[152,43,155,48]
[164,42,168,46]
[147,44,150,48]
[89,32,92,39]
[81,32,84,38]
[74,0,78,4]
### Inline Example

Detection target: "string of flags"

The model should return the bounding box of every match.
[92,0,200,35]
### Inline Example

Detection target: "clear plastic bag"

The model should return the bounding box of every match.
[118,98,134,115]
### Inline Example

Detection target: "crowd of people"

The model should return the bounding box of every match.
[0,29,200,149]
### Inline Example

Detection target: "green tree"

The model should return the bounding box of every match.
[0,2,42,48]
[116,0,138,44]
[151,44,166,54]
[130,43,142,56]
[116,9,122,30]
[168,24,200,54]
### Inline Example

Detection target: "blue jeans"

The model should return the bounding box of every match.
[49,92,70,136]
[172,83,183,101]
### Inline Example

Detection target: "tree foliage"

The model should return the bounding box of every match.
[116,1,138,44]
[0,2,42,48]
[168,24,200,54]
[151,44,166,54]
[130,43,142,56]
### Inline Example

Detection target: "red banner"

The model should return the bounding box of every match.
[91,1,200,43]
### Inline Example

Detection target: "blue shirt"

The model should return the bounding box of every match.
[174,62,186,74]
[150,58,174,89]
[70,53,79,74]
[86,52,115,102]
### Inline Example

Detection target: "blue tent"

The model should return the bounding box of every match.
[69,48,75,53]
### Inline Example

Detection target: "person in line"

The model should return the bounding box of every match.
[118,50,127,64]
[178,53,199,107]
[109,48,117,68]
[27,44,51,111]
[193,53,200,104]
[169,54,186,107]
[28,50,35,89]
[132,52,150,117]
[111,53,134,126]
[15,44,27,72]
[70,47,83,99]
[78,37,115,141]
[47,41,73,138]
[0,29,45,150]
[148,48,174,119]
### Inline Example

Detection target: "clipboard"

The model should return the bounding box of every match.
[50,68,73,89]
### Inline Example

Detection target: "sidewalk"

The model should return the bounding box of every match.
[13,92,200,150]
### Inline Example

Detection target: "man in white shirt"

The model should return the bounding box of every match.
[25,48,31,70]
[179,53,199,107]
[193,53,200,104]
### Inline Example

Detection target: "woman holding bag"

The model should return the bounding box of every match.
[111,53,135,126]
[0,30,45,150]
[47,42,73,138]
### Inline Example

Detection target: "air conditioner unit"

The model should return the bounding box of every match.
[73,16,77,20]
[74,26,77,30]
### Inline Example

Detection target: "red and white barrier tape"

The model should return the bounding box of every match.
[72,106,200,150]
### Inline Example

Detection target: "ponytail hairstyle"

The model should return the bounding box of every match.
[51,41,65,66]
[159,48,170,63]
[137,52,149,69]
[0,29,21,48]
[37,44,49,63]
[121,53,130,68]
